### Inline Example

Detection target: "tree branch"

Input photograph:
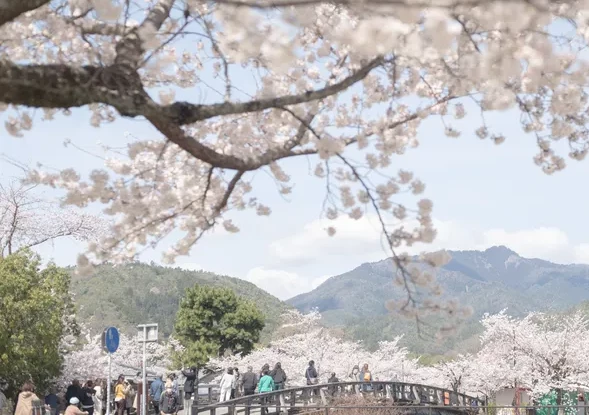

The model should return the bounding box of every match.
[161,57,384,125]
[0,0,50,26]
[0,56,381,171]
[114,0,177,67]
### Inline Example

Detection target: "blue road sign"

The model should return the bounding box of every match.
[102,327,119,353]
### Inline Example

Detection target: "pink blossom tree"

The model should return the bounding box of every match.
[59,328,181,386]
[0,182,104,258]
[478,311,589,398]
[211,310,420,385]
[4,0,587,326]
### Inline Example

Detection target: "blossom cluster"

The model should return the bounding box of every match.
[4,0,589,329]
[213,309,589,399]
[58,330,183,387]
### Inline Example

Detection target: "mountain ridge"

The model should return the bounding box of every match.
[70,262,290,342]
[70,247,589,356]
[287,246,589,353]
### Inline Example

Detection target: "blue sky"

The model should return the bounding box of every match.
[3,99,589,301]
[2,14,589,301]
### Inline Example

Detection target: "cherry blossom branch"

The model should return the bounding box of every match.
[114,0,177,67]
[210,0,557,9]
[0,181,104,258]
[0,57,382,172]
[162,57,383,125]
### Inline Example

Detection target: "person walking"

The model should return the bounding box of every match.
[270,363,287,391]
[114,376,126,415]
[349,365,360,394]
[257,370,274,415]
[81,381,96,415]
[218,369,234,403]
[65,398,89,415]
[45,388,59,415]
[93,379,106,415]
[240,367,257,397]
[14,382,41,415]
[305,361,318,403]
[182,367,197,415]
[150,375,164,415]
[123,381,135,415]
[159,385,178,415]
[259,364,269,380]
[359,364,373,392]
[230,369,240,399]
[66,381,83,405]
[327,373,339,398]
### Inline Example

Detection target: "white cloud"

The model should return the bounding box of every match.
[175,219,589,300]
[269,215,589,267]
[269,215,386,265]
[244,267,329,300]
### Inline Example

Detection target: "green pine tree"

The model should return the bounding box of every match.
[173,285,265,369]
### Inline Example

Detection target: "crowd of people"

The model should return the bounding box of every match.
[0,370,193,415]
[216,361,377,402]
[0,362,378,415]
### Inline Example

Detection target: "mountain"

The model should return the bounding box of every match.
[70,262,290,341]
[287,246,589,354]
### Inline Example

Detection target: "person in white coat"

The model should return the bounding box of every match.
[218,368,235,403]
[93,380,105,415]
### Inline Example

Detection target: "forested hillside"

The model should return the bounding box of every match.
[69,262,290,341]
[289,246,589,354]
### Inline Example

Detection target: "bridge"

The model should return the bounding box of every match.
[190,381,485,415]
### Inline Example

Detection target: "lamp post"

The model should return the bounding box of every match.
[137,324,158,415]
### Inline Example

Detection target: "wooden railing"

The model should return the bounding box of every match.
[191,381,485,415]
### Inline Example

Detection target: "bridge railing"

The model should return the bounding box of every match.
[191,381,485,415]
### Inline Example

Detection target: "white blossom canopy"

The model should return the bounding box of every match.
[2,0,589,324]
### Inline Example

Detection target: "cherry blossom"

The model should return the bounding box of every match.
[0,181,105,258]
[3,0,589,325]
[210,310,420,385]
[58,329,181,387]
[477,311,589,398]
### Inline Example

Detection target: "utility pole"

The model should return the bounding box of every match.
[137,324,158,415]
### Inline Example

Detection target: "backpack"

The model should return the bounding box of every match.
[363,372,371,382]
[161,392,177,414]
[306,368,318,385]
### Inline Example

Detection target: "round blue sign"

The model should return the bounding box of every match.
[102,327,119,353]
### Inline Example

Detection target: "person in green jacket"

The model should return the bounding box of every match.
[257,370,274,415]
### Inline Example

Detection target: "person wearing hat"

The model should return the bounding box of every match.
[65,397,89,415]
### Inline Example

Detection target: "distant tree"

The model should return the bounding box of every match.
[0,182,102,258]
[59,328,181,387]
[0,250,78,398]
[173,285,265,369]
[211,310,420,385]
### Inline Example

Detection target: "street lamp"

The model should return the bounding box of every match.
[137,324,158,415]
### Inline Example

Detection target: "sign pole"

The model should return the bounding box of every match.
[107,353,112,415]
[142,328,147,415]
[102,327,119,415]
